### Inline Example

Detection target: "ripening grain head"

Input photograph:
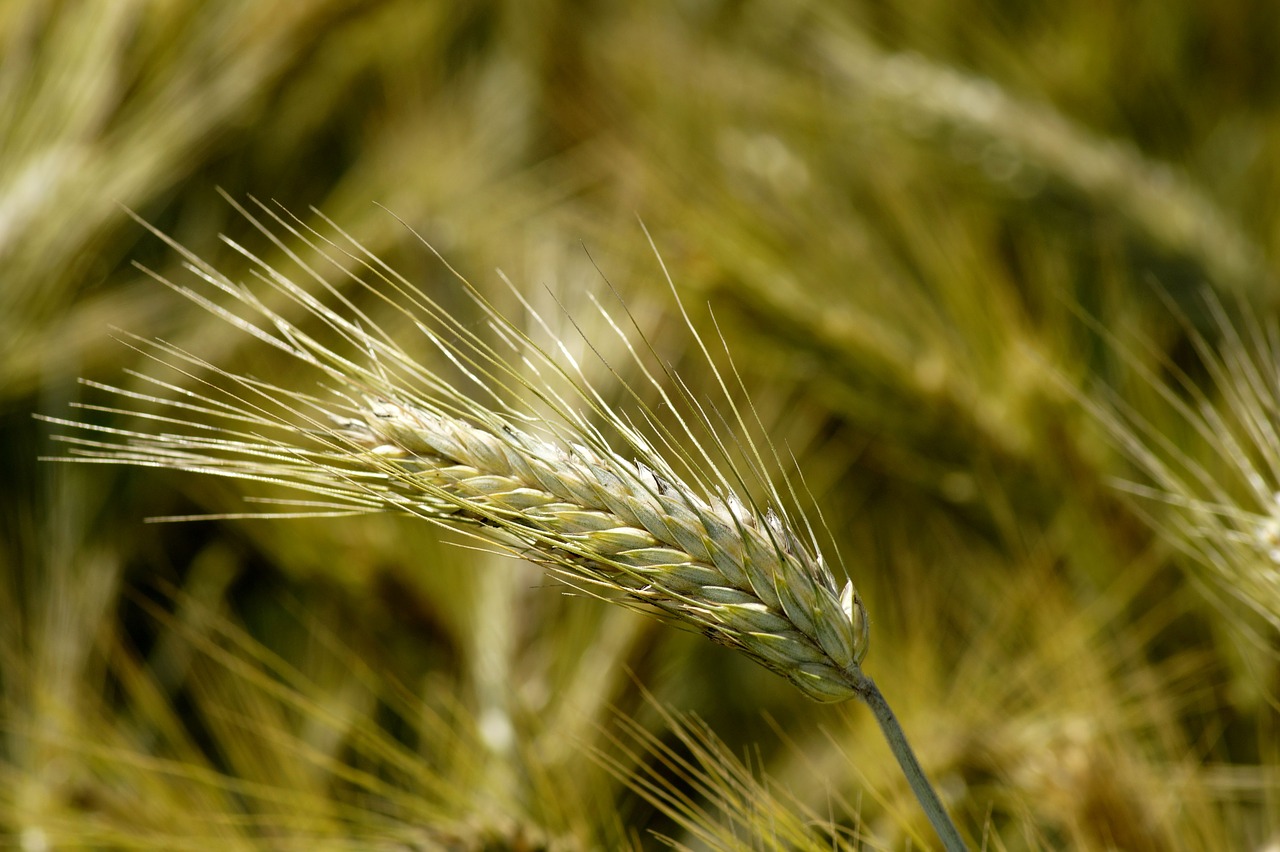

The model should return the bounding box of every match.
[42,195,870,704]
[1090,291,1280,634]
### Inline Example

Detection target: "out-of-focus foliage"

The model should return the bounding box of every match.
[4,0,1279,848]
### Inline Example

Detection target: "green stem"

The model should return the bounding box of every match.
[847,667,969,852]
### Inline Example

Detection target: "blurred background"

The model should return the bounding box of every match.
[3,1,1279,848]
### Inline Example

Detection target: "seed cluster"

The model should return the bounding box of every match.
[342,398,869,702]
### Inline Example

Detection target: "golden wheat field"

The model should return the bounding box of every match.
[4,2,1280,849]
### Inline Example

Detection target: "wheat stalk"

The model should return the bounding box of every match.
[41,195,968,850]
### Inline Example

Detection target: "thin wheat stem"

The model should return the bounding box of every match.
[846,667,968,851]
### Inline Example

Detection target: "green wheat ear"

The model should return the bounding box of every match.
[41,194,969,851]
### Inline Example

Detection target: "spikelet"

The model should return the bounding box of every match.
[43,196,870,703]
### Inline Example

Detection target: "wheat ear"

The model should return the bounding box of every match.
[41,196,968,850]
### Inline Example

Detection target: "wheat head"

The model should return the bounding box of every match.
[43,196,871,704]
[1087,290,1280,634]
